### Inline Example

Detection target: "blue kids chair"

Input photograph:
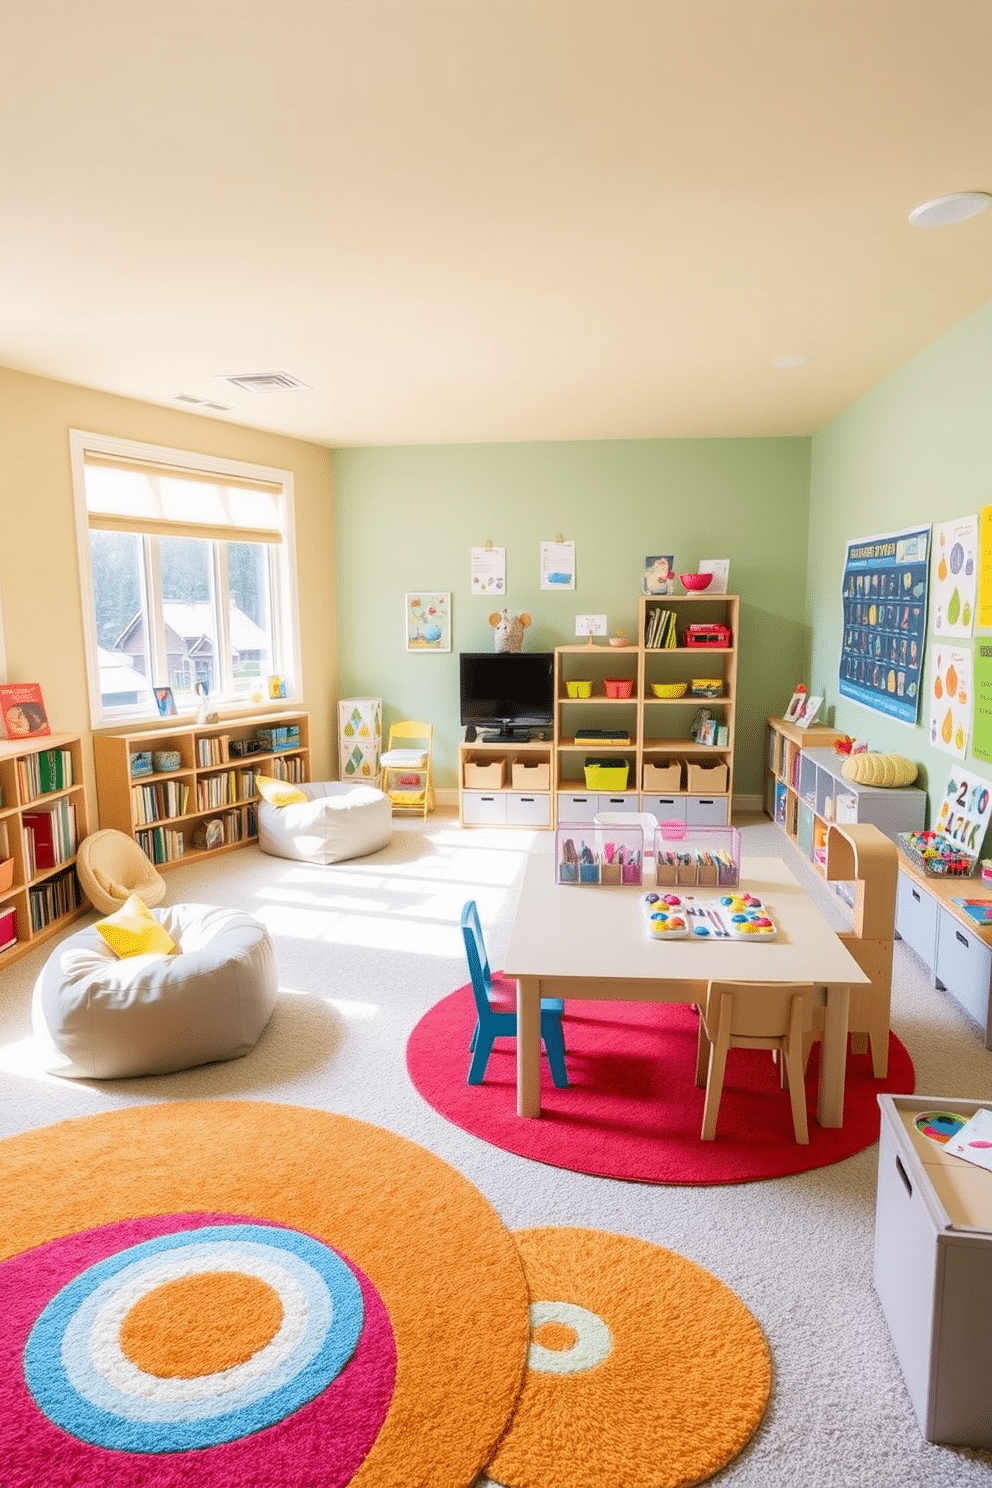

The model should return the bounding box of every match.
[460,899,568,1087]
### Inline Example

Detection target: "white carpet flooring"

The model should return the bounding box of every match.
[1,812,990,1486]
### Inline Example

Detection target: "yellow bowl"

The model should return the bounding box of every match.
[566,680,593,698]
[651,682,688,698]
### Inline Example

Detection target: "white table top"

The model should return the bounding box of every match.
[505,854,870,988]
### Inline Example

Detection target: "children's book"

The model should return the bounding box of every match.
[952,898,992,926]
[946,1107,992,1172]
[0,682,50,740]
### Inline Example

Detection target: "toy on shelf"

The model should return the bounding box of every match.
[841,751,918,787]
[898,830,975,878]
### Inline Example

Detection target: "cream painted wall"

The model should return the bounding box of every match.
[0,368,337,825]
[808,297,992,822]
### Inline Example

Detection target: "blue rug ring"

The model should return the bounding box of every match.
[24,1223,364,1452]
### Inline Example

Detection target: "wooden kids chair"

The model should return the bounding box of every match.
[460,899,568,1087]
[816,822,897,1078]
[695,979,815,1143]
[380,721,434,818]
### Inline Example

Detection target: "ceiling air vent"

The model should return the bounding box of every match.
[220,372,311,394]
[173,394,232,411]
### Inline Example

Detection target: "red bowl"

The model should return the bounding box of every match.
[679,572,713,591]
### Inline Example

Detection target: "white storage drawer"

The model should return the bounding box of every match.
[686,795,730,826]
[642,794,687,822]
[935,909,992,1040]
[557,792,598,823]
[505,791,550,827]
[558,792,639,822]
[596,794,640,814]
[895,871,939,971]
[461,791,508,826]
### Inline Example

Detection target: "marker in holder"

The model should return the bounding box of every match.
[556,824,644,885]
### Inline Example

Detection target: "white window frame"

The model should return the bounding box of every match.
[69,430,302,729]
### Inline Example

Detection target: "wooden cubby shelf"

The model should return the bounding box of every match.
[93,712,310,868]
[0,732,90,968]
[457,594,739,829]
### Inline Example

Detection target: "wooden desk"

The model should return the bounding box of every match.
[505,854,870,1127]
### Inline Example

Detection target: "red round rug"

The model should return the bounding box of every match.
[406,988,916,1184]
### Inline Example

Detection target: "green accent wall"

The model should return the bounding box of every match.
[332,437,812,791]
[808,298,992,819]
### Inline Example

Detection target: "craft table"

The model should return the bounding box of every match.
[505,853,870,1127]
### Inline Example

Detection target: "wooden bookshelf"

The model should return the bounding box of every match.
[0,732,90,968]
[93,712,310,869]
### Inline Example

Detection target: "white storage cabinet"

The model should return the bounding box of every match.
[874,1095,992,1447]
[894,863,992,1049]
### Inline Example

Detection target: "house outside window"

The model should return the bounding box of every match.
[70,432,301,728]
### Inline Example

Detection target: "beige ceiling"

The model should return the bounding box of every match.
[1,0,990,448]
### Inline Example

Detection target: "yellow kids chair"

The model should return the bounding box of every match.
[380,721,434,818]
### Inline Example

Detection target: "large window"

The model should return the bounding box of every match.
[70,432,300,727]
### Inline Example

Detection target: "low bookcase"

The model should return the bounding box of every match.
[93,712,310,868]
[0,732,90,967]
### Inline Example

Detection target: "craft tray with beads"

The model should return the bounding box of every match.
[898,830,976,878]
[643,892,777,941]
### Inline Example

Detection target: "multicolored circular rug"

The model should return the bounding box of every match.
[406,989,916,1183]
[489,1227,770,1488]
[0,1104,773,1488]
[0,1102,529,1488]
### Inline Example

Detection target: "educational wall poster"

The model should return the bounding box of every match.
[838,526,930,724]
[932,516,977,637]
[470,546,505,596]
[540,540,575,590]
[928,645,972,758]
[971,640,992,765]
[979,506,992,629]
[933,765,992,863]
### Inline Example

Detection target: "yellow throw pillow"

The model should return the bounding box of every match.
[255,774,308,807]
[95,894,176,959]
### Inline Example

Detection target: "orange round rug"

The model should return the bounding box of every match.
[491,1227,771,1488]
[0,1101,530,1488]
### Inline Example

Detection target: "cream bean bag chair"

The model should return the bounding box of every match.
[33,901,278,1079]
[76,829,167,915]
[257,779,392,865]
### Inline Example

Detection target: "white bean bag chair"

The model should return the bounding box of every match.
[32,903,278,1079]
[258,781,392,865]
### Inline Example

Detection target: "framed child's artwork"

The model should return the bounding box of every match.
[405,593,451,652]
[795,695,824,728]
[154,686,177,717]
[784,688,808,723]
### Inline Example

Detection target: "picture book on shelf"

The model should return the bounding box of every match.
[0,682,50,740]
[946,1107,992,1173]
[951,897,992,926]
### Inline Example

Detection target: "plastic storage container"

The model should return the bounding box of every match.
[583,758,630,790]
[555,823,644,885]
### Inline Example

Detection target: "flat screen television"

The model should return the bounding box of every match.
[459,652,555,739]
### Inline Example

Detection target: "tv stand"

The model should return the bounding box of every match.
[459,734,552,827]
